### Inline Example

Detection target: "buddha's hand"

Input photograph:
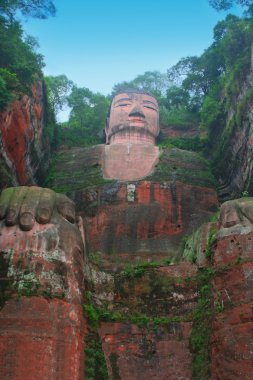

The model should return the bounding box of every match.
[0,186,76,231]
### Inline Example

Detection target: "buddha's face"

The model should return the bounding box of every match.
[106,92,159,144]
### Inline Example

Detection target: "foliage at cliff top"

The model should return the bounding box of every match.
[0,0,56,20]
[56,85,110,147]
[0,0,56,111]
[209,0,253,11]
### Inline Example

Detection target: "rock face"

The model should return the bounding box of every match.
[1,74,253,380]
[160,124,200,139]
[2,193,253,379]
[0,82,50,189]
[99,321,193,380]
[212,71,253,201]
[84,197,253,380]
[47,145,218,266]
[210,198,253,380]
[0,203,86,380]
[94,262,197,380]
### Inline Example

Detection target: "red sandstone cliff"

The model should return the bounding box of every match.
[0,81,50,189]
[0,204,86,380]
[211,70,253,201]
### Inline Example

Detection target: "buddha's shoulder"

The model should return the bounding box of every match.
[146,146,216,188]
[44,144,106,192]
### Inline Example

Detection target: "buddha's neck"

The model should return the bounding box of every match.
[109,130,155,145]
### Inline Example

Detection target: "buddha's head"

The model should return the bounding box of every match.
[105,90,159,145]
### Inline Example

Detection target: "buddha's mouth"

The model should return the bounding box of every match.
[128,117,145,125]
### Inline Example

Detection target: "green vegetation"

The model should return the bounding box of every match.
[59,86,110,147]
[120,261,172,279]
[85,303,191,330]
[0,1,56,21]
[44,78,111,148]
[44,153,114,193]
[84,296,109,380]
[85,332,109,380]
[209,0,253,12]
[0,0,56,110]
[182,232,199,264]
[147,147,217,188]
[0,251,12,308]
[205,227,217,259]
[109,353,120,380]
[190,268,213,380]
[160,136,207,152]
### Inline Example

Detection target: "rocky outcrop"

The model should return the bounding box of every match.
[0,199,86,380]
[160,124,199,139]
[90,262,198,380]
[212,71,253,201]
[99,321,193,380]
[2,188,253,379]
[0,82,50,189]
[210,198,253,379]
[86,197,253,380]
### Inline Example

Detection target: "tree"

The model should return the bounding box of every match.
[209,0,252,11]
[0,0,56,21]
[167,52,222,107]
[0,17,45,110]
[112,71,170,98]
[60,86,110,146]
[165,86,190,110]
[45,75,73,114]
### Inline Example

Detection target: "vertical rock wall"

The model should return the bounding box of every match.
[210,198,253,379]
[212,71,253,201]
[0,206,87,380]
[0,82,50,189]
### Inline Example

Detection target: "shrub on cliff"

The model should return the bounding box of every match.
[0,1,56,111]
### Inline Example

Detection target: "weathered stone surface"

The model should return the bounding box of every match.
[210,198,253,380]
[84,180,217,266]
[103,143,159,181]
[160,124,200,139]
[87,262,197,380]
[212,71,253,201]
[91,261,198,317]
[47,146,218,265]
[0,82,49,189]
[0,297,85,380]
[99,322,193,380]
[0,189,86,380]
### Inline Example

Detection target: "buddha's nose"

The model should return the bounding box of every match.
[129,106,145,118]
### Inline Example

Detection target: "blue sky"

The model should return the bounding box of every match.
[22,0,241,119]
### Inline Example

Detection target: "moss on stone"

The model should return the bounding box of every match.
[147,147,217,188]
[190,268,213,380]
[44,147,115,193]
[85,332,109,380]
[109,352,120,380]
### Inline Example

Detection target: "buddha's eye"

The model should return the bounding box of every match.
[143,105,157,111]
[115,103,130,108]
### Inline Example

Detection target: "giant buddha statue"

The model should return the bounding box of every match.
[0,90,218,380]
[2,88,253,380]
[0,89,217,265]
